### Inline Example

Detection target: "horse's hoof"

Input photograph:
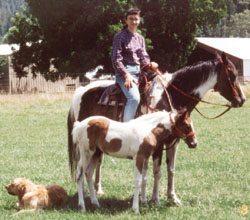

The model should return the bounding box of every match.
[141,200,148,206]
[133,208,140,215]
[78,205,86,212]
[168,196,182,206]
[97,189,104,195]
[151,197,161,206]
[92,202,101,209]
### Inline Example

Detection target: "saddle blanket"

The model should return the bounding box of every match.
[98,84,126,106]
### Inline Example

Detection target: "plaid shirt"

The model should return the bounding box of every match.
[111,28,150,77]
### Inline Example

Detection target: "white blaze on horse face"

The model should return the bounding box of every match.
[71,80,115,120]
[238,82,246,102]
[190,119,197,144]
[192,73,217,98]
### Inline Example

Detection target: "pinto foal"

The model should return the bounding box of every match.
[72,110,197,214]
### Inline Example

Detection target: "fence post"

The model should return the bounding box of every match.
[8,56,12,94]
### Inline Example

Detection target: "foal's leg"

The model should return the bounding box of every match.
[133,161,143,214]
[151,143,164,206]
[77,155,91,212]
[94,150,104,195]
[86,153,101,208]
[141,159,149,205]
[166,139,181,205]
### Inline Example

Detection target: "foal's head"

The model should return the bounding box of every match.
[172,110,197,148]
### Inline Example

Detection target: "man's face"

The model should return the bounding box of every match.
[125,14,140,31]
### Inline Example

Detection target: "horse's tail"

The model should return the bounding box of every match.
[67,107,77,180]
[72,121,81,144]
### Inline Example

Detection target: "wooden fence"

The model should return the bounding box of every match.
[0,56,83,94]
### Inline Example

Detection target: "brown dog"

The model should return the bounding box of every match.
[6,178,68,212]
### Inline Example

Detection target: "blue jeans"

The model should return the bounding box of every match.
[115,65,140,122]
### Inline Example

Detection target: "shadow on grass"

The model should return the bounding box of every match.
[66,193,133,214]
[66,193,175,215]
[3,194,176,216]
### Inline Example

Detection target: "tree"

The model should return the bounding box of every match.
[7,0,229,80]
[222,9,250,37]
[8,0,133,79]
[133,0,229,71]
[0,0,25,39]
[197,0,250,37]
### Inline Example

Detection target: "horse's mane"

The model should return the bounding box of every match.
[171,59,218,86]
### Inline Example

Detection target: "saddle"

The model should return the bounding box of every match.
[97,80,155,121]
[97,83,126,121]
[97,64,159,121]
[98,83,126,106]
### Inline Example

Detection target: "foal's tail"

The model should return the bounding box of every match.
[67,107,77,180]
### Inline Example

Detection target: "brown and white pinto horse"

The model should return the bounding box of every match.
[72,110,196,214]
[68,52,246,205]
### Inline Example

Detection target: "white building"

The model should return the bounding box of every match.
[197,38,250,81]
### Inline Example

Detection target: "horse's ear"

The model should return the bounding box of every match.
[177,107,187,115]
[215,51,221,59]
[174,108,189,122]
[221,52,229,65]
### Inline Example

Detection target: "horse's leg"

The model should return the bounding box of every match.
[86,153,101,208]
[133,160,143,214]
[166,139,181,205]
[141,159,149,205]
[151,142,163,206]
[77,156,90,212]
[94,151,104,195]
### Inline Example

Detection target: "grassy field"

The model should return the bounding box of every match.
[0,87,249,220]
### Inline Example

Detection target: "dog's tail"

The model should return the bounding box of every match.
[12,209,36,216]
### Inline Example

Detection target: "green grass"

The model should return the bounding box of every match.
[0,91,249,220]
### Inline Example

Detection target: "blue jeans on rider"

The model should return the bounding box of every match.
[115,65,140,122]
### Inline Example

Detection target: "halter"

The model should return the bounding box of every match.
[169,113,195,140]
[215,58,240,100]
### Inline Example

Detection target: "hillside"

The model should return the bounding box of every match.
[0,0,25,40]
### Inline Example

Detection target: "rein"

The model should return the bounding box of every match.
[162,113,195,151]
[217,58,239,100]
[169,113,195,139]
[155,68,231,107]
[146,63,233,119]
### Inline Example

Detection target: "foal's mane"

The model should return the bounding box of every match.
[129,111,169,124]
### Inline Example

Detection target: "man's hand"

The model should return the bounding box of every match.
[150,62,158,69]
[124,73,136,90]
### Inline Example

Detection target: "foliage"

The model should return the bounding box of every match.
[136,0,229,71]
[0,56,7,67]
[0,0,25,40]
[222,0,250,37]
[7,0,134,79]
[6,0,229,79]
[0,92,249,219]
[222,9,250,37]
[0,56,8,79]
[198,0,250,37]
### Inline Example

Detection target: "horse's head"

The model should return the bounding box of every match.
[172,109,197,148]
[214,52,246,107]
[141,62,159,80]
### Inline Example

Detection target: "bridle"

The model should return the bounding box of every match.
[215,58,240,100]
[140,60,238,119]
[169,113,195,140]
